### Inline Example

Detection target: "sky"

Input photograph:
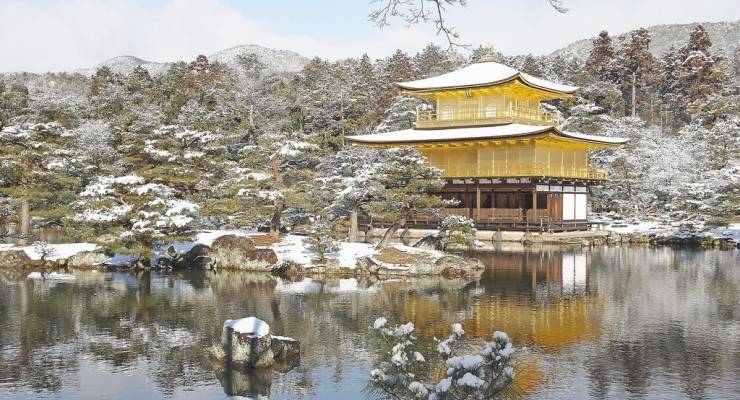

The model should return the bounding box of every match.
[0,0,738,73]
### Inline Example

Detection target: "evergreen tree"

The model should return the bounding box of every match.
[413,44,459,78]
[315,146,382,241]
[615,28,655,118]
[585,31,617,82]
[0,123,79,244]
[367,147,445,249]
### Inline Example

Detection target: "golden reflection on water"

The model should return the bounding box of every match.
[389,249,604,397]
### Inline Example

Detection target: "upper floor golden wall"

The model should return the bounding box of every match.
[408,80,570,130]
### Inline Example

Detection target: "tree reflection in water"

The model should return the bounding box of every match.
[0,246,737,399]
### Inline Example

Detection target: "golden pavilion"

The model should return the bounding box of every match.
[347,59,628,231]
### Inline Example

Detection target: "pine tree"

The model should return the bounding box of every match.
[615,28,655,118]
[413,43,459,78]
[675,25,724,121]
[585,31,617,82]
[314,146,382,241]
[0,123,80,244]
[367,147,445,249]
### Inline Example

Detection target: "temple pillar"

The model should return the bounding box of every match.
[476,184,481,221]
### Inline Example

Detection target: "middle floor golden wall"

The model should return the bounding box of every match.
[418,140,590,179]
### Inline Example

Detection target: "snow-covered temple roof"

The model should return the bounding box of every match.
[397,61,578,94]
[346,124,628,146]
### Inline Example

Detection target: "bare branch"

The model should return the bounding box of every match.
[370,1,567,50]
[548,0,569,13]
[369,0,469,50]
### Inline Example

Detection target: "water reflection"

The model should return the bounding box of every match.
[0,246,738,399]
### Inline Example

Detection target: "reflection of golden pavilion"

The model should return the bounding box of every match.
[471,251,602,350]
[401,251,602,350]
[395,251,601,397]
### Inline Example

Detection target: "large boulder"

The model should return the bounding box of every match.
[0,250,34,269]
[67,251,108,269]
[209,235,278,270]
[212,235,256,253]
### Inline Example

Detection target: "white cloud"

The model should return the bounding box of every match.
[0,0,434,72]
[0,0,737,73]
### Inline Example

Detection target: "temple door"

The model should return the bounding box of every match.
[548,193,563,221]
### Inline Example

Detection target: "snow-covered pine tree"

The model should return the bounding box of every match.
[615,28,655,119]
[0,122,80,244]
[366,147,445,249]
[585,31,617,83]
[315,145,383,241]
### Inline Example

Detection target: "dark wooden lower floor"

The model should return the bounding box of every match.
[360,208,591,232]
[363,179,597,232]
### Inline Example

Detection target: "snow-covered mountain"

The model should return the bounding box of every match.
[209,44,308,74]
[550,20,740,61]
[72,44,309,77]
[73,55,170,77]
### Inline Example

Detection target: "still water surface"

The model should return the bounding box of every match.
[0,246,738,399]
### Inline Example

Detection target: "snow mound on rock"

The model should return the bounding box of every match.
[224,317,270,337]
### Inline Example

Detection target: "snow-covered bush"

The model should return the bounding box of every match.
[367,318,515,400]
[437,215,476,250]
[303,225,339,261]
[32,241,57,261]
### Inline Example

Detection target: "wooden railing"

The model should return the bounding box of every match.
[416,106,558,129]
[440,165,609,180]
[382,208,589,232]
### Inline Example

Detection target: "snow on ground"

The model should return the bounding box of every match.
[0,242,99,261]
[599,214,739,242]
[709,223,740,242]
[272,234,315,265]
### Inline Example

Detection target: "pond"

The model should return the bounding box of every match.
[0,246,738,399]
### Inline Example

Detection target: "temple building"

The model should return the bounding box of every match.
[347,59,628,231]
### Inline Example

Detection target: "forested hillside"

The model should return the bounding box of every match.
[1,22,737,251]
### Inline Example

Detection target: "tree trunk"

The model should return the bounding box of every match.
[349,207,359,242]
[18,197,30,245]
[631,73,637,118]
[269,152,284,238]
[375,218,405,250]
[270,196,284,238]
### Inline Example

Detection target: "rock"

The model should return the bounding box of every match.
[271,335,301,360]
[155,256,173,269]
[355,256,380,274]
[212,235,257,253]
[412,234,441,251]
[0,250,34,269]
[213,317,274,369]
[209,235,278,270]
[166,245,178,258]
[66,251,108,268]
[441,266,467,279]
[271,260,304,277]
[176,244,212,270]
[211,317,301,370]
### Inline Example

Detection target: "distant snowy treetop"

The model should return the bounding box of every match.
[224,317,270,337]
[398,60,578,93]
[549,20,740,61]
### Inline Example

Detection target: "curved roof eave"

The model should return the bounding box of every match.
[396,61,579,94]
[346,124,628,146]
